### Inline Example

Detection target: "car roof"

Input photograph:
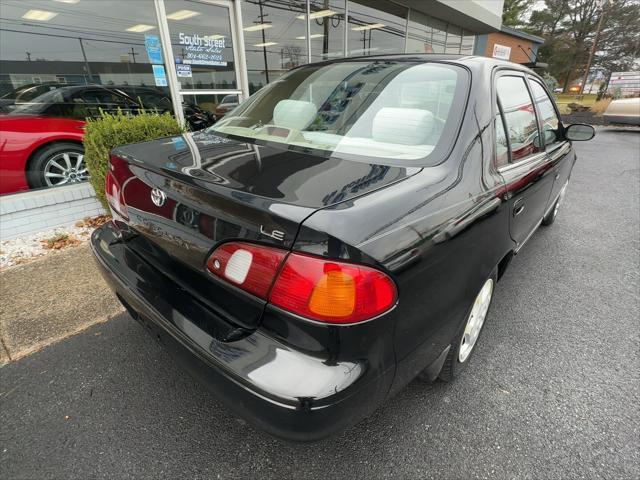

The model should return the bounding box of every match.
[305,53,538,76]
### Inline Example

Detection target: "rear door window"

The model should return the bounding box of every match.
[494,102,510,167]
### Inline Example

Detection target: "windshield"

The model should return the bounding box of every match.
[211,61,468,163]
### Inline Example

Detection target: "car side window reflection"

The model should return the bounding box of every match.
[496,76,542,162]
[529,79,561,147]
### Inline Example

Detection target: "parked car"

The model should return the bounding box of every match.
[0,115,85,194]
[214,94,239,121]
[603,97,640,125]
[0,85,216,195]
[6,85,143,119]
[0,82,76,113]
[91,55,594,440]
[4,84,214,129]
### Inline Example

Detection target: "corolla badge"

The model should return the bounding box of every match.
[150,188,167,207]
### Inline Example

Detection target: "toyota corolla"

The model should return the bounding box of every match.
[91,55,595,440]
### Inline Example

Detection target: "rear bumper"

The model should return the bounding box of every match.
[90,222,394,441]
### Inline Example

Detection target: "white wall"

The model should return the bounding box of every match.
[0,184,105,240]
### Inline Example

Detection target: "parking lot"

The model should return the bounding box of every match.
[1,128,638,479]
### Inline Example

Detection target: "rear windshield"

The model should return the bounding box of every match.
[211,61,468,165]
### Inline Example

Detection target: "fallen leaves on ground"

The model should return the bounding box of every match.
[75,215,111,229]
[41,233,82,250]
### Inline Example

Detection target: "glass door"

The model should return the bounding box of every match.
[159,0,245,130]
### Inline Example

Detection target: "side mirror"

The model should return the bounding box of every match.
[565,123,595,141]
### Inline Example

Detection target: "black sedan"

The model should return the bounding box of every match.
[6,85,215,131]
[91,55,595,441]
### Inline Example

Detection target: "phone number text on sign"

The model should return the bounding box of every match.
[178,32,228,66]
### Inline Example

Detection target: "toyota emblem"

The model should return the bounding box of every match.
[150,188,167,207]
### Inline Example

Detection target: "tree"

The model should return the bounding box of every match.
[524,0,640,92]
[502,0,535,27]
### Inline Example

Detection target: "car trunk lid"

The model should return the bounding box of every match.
[110,130,419,330]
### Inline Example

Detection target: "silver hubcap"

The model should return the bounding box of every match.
[43,152,88,187]
[553,181,569,218]
[459,278,494,363]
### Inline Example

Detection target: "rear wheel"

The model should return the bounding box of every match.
[542,180,568,226]
[438,270,497,382]
[27,143,87,189]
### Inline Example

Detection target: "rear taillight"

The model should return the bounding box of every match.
[206,242,397,324]
[105,170,128,218]
[206,242,287,298]
[105,155,130,218]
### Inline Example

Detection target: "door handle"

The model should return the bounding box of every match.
[514,203,525,216]
[555,172,560,180]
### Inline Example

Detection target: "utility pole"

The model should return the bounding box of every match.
[580,0,609,94]
[128,47,138,63]
[78,37,93,83]
[256,0,270,84]
[322,0,329,59]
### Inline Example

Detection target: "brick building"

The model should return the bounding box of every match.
[475,26,544,65]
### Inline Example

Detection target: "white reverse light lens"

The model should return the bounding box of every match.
[224,250,253,284]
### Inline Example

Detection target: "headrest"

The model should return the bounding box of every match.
[273,99,317,130]
[372,107,434,145]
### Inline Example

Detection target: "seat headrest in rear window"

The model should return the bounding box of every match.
[372,107,434,145]
[273,99,317,130]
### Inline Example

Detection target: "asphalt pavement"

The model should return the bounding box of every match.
[1,128,639,479]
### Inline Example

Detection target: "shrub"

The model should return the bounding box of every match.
[84,110,184,210]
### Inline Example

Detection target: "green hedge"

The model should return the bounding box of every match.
[84,110,184,210]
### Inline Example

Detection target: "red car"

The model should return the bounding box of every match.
[0,115,86,195]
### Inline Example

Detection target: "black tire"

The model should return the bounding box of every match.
[542,180,569,227]
[27,142,85,189]
[541,198,559,226]
[437,269,498,382]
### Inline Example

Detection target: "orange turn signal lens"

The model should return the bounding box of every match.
[309,269,356,317]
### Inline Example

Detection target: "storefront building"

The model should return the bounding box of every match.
[0,0,503,239]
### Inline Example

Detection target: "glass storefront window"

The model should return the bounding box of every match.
[163,0,237,90]
[407,9,431,54]
[347,0,407,57]
[0,0,165,195]
[0,0,478,198]
[429,17,447,54]
[461,31,475,55]
[308,0,346,62]
[242,0,308,93]
[445,24,462,54]
[180,93,238,130]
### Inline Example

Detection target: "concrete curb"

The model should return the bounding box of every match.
[0,242,124,365]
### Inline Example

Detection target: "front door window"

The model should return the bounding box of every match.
[496,76,543,162]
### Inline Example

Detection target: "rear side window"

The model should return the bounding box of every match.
[496,76,542,162]
[529,79,562,146]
